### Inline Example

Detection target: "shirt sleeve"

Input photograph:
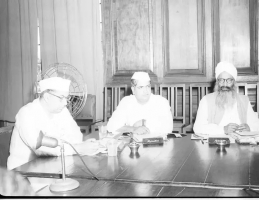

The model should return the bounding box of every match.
[16,108,60,156]
[145,97,173,135]
[246,102,259,131]
[107,97,129,133]
[59,108,83,144]
[193,97,225,135]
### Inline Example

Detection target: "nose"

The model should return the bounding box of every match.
[223,80,227,87]
[143,86,149,93]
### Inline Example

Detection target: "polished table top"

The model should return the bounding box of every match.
[14,133,259,196]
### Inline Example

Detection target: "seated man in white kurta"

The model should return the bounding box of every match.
[107,72,173,137]
[7,77,99,170]
[193,61,259,136]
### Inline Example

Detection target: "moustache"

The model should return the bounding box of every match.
[220,86,231,91]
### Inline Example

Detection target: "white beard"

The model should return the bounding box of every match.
[214,84,237,110]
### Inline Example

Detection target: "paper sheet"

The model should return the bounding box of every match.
[235,131,259,137]
[28,177,51,193]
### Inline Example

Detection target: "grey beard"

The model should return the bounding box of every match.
[214,84,237,109]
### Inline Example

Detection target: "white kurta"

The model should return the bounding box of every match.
[193,97,259,135]
[107,94,173,135]
[7,99,83,170]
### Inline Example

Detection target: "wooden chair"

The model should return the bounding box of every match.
[159,84,186,133]
[151,83,159,95]
[236,82,248,95]
[246,83,259,116]
[0,126,14,168]
[76,94,96,134]
[184,83,213,133]
[104,84,128,122]
[236,82,259,116]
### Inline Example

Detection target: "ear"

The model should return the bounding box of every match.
[43,92,50,102]
[131,87,135,95]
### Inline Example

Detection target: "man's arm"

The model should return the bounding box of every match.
[107,97,129,133]
[17,109,61,156]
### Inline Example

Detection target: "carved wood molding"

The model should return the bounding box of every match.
[163,0,206,77]
[110,0,157,80]
[212,0,258,77]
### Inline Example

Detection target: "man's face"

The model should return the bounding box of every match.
[217,71,235,91]
[215,71,236,109]
[46,90,70,113]
[131,80,151,104]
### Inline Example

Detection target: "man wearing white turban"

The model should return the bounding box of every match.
[8,77,99,170]
[193,61,259,135]
[107,72,173,138]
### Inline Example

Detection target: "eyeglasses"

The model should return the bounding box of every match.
[48,92,71,103]
[217,78,234,84]
[135,85,151,90]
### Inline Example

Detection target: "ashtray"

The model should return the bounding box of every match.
[128,142,140,154]
[215,139,229,152]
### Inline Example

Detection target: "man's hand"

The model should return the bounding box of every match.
[133,126,150,135]
[132,119,150,135]
[133,119,145,127]
[224,123,239,134]
[237,123,250,132]
[73,138,100,155]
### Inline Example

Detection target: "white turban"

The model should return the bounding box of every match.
[215,61,237,80]
[38,77,71,93]
[131,72,150,81]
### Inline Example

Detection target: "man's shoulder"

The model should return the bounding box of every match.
[120,95,135,102]
[150,94,170,106]
[237,93,250,102]
[17,99,39,116]
[203,92,217,100]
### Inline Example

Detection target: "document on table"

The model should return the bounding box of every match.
[234,131,259,137]
[191,133,236,143]
[28,177,52,193]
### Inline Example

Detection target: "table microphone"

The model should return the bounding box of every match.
[36,131,99,192]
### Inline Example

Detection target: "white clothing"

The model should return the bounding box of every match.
[193,96,259,135]
[7,98,83,170]
[107,94,173,135]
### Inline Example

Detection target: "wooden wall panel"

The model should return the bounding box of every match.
[103,0,258,84]
[219,0,250,68]
[213,0,258,81]
[116,0,150,71]
[168,0,198,70]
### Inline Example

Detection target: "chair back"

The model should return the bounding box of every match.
[236,82,259,116]
[76,94,96,134]
[246,83,259,116]
[104,84,128,122]
[184,83,213,132]
[159,84,186,133]
[0,126,14,168]
[236,82,248,95]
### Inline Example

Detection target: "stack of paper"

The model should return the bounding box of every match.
[230,131,259,144]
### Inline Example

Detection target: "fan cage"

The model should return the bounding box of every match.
[38,63,87,118]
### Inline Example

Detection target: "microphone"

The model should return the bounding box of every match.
[36,131,79,192]
[36,131,99,192]
[36,131,59,149]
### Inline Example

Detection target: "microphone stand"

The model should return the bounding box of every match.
[49,143,79,192]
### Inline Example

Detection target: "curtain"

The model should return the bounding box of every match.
[37,0,104,120]
[0,0,38,122]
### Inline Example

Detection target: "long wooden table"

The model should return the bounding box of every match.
[14,133,259,197]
